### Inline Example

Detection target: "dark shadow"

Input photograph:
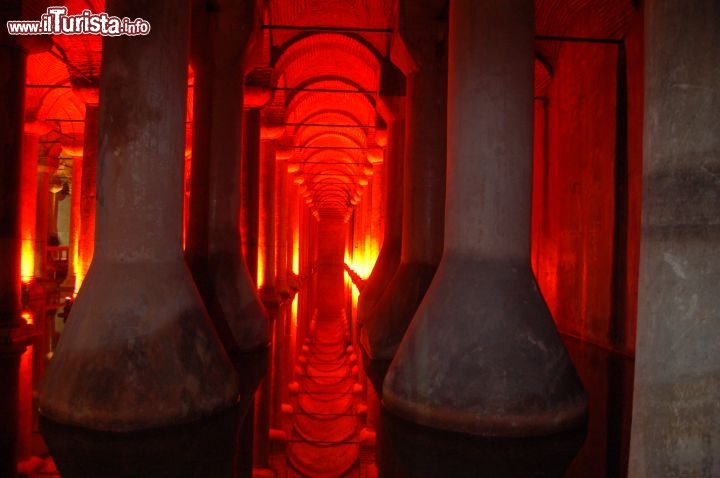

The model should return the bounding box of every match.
[41,406,240,478]
[378,407,586,478]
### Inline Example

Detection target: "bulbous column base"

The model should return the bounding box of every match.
[360,347,391,396]
[359,262,437,362]
[383,254,587,437]
[205,252,270,353]
[357,244,401,326]
[39,260,240,432]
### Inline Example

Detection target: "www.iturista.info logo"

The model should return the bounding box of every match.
[7,6,151,36]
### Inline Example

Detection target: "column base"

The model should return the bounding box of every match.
[357,245,401,326]
[39,259,240,431]
[359,261,437,362]
[383,254,587,437]
[360,344,391,396]
[206,252,270,352]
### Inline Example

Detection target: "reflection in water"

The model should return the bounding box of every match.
[379,407,586,478]
[41,407,240,478]
[563,336,634,478]
[40,348,268,478]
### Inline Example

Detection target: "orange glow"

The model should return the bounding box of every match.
[21,311,33,326]
[21,243,35,284]
[20,132,39,283]
[345,242,380,284]
[292,222,300,275]
[75,268,85,295]
[257,248,266,288]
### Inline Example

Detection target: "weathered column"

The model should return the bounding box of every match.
[383,0,586,436]
[59,153,81,293]
[47,176,64,247]
[271,159,290,427]
[34,153,55,279]
[360,2,447,390]
[39,0,239,431]
[629,1,719,475]
[254,125,282,469]
[19,126,44,283]
[187,0,268,361]
[357,94,404,324]
[242,108,262,284]
[76,102,99,291]
[259,137,278,293]
[276,160,290,295]
[0,3,36,475]
[63,86,98,293]
[369,161,384,256]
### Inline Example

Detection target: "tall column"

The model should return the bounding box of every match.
[34,153,56,279]
[59,153,81,293]
[76,102,99,292]
[19,126,45,283]
[0,3,36,475]
[39,0,239,431]
[187,0,268,361]
[357,95,404,324]
[383,0,586,436]
[360,2,447,390]
[259,138,277,293]
[272,159,290,427]
[242,108,261,284]
[254,129,281,470]
[629,1,719,475]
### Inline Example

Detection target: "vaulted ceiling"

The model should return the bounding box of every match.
[22,0,638,216]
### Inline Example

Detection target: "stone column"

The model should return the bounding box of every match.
[357,96,404,325]
[369,161,383,255]
[259,137,277,293]
[629,1,719,475]
[34,153,56,279]
[39,0,239,431]
[242,108,261,284]
[360,2,447,391]
[272,159,290,427]
[19,127,44,283]
[383,0,586,436]
[76,102,99,292]
[59,153,81,293]
[255,129,281,469]
[187,0,268,360]
[0,3,36,475]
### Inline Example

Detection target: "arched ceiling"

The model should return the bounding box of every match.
[266,31,384,220]
[21,0,639,221]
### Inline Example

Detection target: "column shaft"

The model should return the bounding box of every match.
[76,104,98,291]
[20,132,39,283]
[259,139,277,291]
[59,154,82,292]
[629,0,720,474]
[242,108,261,284]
